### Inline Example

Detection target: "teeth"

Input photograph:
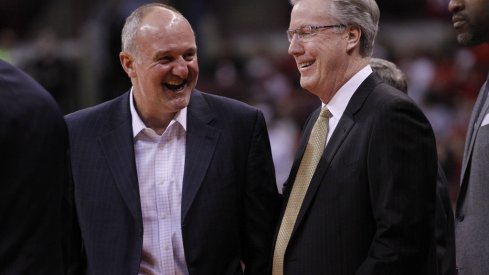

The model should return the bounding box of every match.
[167,80,184,86]
[164,80,186,92]
[300,61,313,68]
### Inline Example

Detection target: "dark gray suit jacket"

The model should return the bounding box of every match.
[66,90,281,275]
[277,74,438,275]
[455,79,489,274]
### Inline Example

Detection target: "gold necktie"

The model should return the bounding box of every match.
[272,107,331,275]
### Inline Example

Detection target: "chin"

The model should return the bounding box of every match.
[300,77,315,92]
[174,93,191,108]
[457,32,477,46]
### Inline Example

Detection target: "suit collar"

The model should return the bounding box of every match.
[96,91,220,224]
[129,88,188,136]
[99,92,143,223]
[181,90,220,221]
[457,80,489,212]
[461,80,489,185]
[325,65,372,119]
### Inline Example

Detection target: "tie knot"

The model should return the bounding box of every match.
[319,107,331,119]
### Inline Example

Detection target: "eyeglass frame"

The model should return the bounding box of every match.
[286,24,346,42]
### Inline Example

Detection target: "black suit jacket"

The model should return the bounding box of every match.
[65,90,281,275]
[0,60,68,274]
[278,74,438,274]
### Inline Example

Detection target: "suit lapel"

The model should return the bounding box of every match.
[291,74,380,236]
[181,91,220,221]
[99,93,142,223]
[457,80,489,212]
[461,80,489,186]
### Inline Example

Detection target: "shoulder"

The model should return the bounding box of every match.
[361,74,424,118]
[189,90,267,137]
[194,90,258,113]
[65,92,129,129]
[0,61,64,135]
[366,73,411,106]
[348,74,433,136]
[0,60,61,115]
[362,81,435,142]
[0,61,67,157]
[190,90,261,120]
[374,84,426,118]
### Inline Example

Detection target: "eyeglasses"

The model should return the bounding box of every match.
[286,24,345,42]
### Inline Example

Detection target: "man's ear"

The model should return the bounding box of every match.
[120,51,137,78]
[346,25,361,52]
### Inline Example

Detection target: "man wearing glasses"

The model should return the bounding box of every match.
[272,0,439,274]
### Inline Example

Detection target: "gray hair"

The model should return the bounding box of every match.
[290,0,379,57]
[370,57,407,93]
[121,3,182,55]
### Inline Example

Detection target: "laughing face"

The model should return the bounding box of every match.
[449,0,489,46]
[120,7,198,129]
[288,0,349,102]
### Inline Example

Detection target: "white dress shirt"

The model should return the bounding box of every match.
[130,90,189,275]
[322,65,373,146]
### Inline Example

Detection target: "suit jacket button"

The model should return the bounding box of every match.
[457,214,464,222]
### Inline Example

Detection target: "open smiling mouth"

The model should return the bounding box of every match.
[299,61,314,69]
[164,80,187,92]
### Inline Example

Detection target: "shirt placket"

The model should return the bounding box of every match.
[155,131,175,273]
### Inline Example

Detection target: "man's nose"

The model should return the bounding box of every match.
[288,36,303,56]
[448,0,463,13]
[172,57,189,78]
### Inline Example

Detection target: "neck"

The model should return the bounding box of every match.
[133,98,175,135]
[319,57,369,103]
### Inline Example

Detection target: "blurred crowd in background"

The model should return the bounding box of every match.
[2,0,489,204]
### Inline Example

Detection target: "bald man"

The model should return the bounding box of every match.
[65,3,281,275]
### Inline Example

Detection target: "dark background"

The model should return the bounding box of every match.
[2,0,487,204]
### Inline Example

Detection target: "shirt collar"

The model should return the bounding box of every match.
[130,88,187,138]
[322,65,372,118]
